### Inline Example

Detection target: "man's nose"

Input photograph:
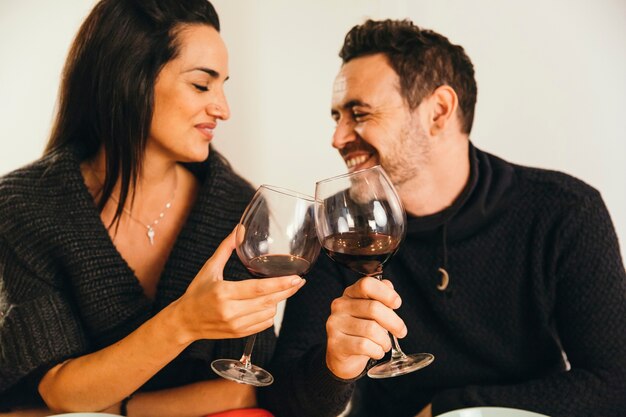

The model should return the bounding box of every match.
[332,118,357,150]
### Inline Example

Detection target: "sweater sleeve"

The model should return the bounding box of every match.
[0,237,89,401]
[258,253,355,417]
[431,191,626,417]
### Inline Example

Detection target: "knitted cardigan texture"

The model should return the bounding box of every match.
[259,144,626,417]
[0,148,274,408]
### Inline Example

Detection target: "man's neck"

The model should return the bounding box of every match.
[398,137,470,217]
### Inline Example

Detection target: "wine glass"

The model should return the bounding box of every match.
[314,165,434,378]
[211,184,321,386]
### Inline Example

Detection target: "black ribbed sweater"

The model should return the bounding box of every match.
[0,148,275,409]
[259,145,626,417]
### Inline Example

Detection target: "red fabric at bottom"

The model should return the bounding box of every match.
[205,408,274,417]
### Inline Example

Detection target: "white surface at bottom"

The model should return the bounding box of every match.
[438,407,549,417]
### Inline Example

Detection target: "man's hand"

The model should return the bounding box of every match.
[325,276,407,379]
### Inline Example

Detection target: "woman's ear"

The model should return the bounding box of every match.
[428,85,459,136]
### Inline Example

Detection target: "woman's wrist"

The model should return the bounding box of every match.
[160,297,195,347]
[120,394,134,416]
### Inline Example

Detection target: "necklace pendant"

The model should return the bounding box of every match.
[147,226,155,245]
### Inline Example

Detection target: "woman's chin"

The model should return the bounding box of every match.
[180,146,211,163]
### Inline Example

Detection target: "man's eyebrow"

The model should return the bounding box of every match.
[343,100,370,110]
[331,100,371,115]
[184,67,229,81]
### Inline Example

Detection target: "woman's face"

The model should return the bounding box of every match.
[148,24,230,163]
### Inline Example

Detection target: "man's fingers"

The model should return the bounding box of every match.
[343,277,402,309]
[381,279,394,289]
[332,297,407,338]
[328,314,392,352]
[328,332,386,360]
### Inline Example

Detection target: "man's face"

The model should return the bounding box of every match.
[330,53,429,187]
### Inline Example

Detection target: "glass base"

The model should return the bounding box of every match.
[367,353,434,379]
[211,359,274,387]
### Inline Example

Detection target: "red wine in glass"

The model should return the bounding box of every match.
[247,254,312,277]
[211,185,320,386]
[322,231,400,276]
[315,165,434,378]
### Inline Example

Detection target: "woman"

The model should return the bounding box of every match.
[0,0,303,415]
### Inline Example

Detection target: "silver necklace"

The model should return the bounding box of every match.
[109,190,175,245]
[92,167,177,246]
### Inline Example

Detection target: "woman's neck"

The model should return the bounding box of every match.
[84,149,179,212]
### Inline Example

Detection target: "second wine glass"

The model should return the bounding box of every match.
[315,165,434,378]
[211,184,320,386]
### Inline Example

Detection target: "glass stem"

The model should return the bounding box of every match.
[239,333,257,369]
[390,334,406,360]
[373,271,407,360]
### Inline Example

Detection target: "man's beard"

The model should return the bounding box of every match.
[379,122,430,188]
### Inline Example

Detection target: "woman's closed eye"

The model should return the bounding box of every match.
[192,83,209,92]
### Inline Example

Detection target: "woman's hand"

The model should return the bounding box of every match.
[38,227,305,413]
[174,227,306,342]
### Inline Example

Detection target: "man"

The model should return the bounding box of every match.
[259,19,626,417]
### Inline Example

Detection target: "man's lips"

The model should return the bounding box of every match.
[339,139,377,170]
[344,152,374,170]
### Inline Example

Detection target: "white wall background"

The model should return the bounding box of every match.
[1,0,624,261]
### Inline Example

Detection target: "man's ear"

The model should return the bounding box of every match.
[427,85,459,136]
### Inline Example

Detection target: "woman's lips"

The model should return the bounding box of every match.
[195,123,216,140]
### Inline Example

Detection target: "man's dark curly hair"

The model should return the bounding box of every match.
[340,19,477,134]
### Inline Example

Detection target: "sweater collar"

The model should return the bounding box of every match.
[43,146,247,345]
[406,142,515,242]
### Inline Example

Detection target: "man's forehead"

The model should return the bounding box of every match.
[331,57,398,107]
[332,73,347,95]
[331,64,372,104]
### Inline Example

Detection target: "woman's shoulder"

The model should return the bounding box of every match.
[0,156,48,190]
[0,151,77,234]
[0,151,72,198]
[0,157,51,219]
[191,149,256,202]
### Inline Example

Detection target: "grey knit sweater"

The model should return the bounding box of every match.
[0,148,274,408]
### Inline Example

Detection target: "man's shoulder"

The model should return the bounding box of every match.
[478,148,601,205]
[510,162,600,204]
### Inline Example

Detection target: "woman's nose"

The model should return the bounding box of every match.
[206,92,230,121]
